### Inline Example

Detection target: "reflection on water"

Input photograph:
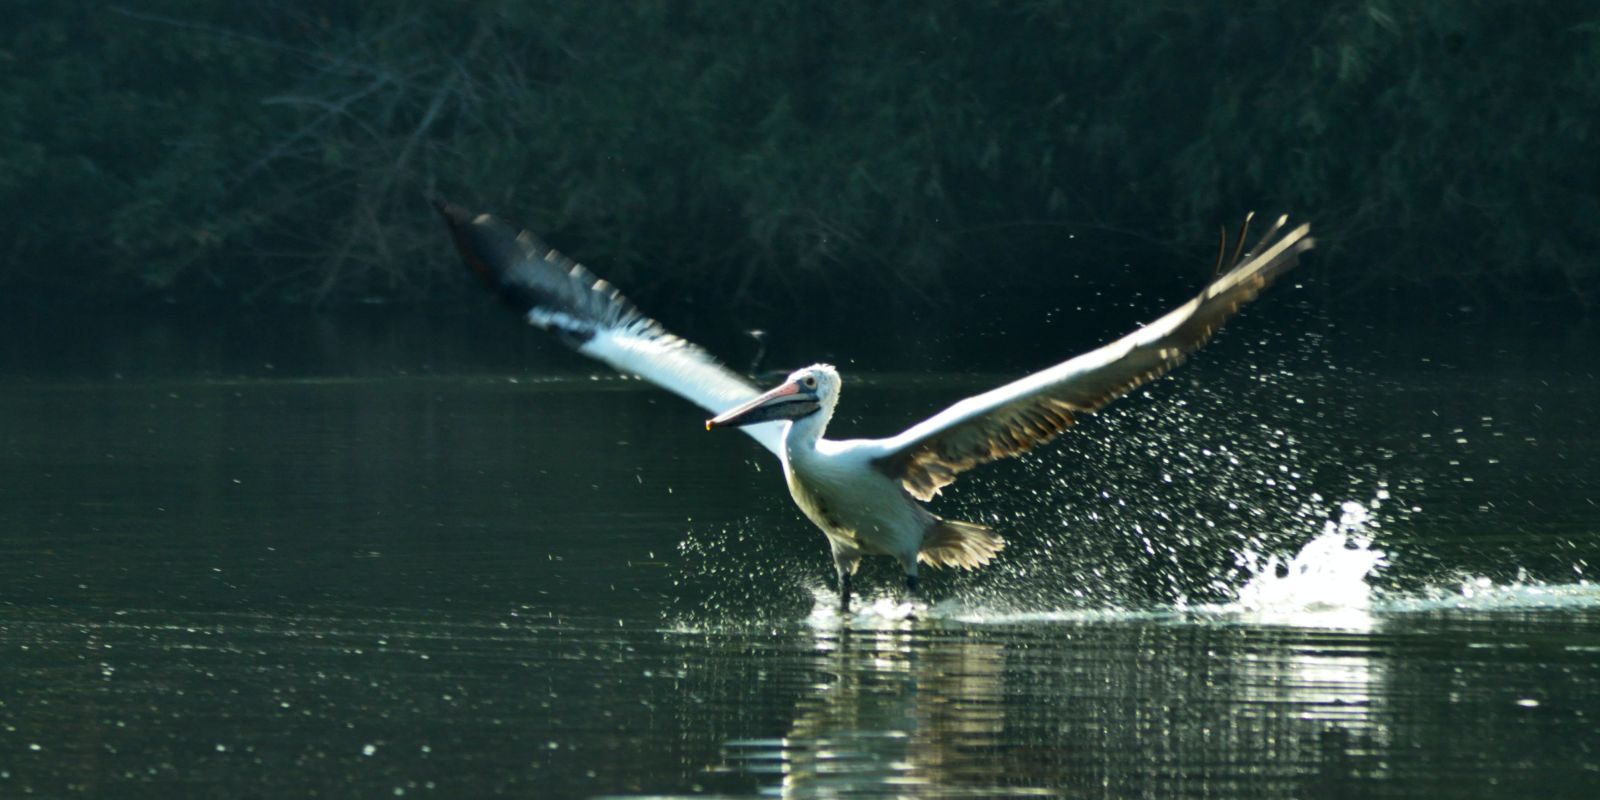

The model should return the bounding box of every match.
[695,608,1600,799]
[7,601,1599,797]
[718,626,1392,799]
[720,629,1023,797]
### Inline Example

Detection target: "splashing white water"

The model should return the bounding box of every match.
[1228,500,1388,621]
[798,487,1600,630]
[805,586,926,629]
[806,495,1395,629]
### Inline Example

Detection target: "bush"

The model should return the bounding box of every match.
[2,1,1595,310]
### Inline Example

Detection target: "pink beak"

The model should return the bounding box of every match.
[705,379,814,430]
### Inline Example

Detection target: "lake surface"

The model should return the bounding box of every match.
[2,306,1598,797]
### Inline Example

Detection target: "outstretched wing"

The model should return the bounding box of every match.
[873,215,1314,500]
[434,199,784,456]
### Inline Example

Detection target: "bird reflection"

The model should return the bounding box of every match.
[712,617,1393,797]
[721,624,1054,798]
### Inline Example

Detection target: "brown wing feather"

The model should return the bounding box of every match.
[877,216,1313,501]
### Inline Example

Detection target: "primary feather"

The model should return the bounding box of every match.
[872,215,1314,500]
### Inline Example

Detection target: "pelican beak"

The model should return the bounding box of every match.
[706,380,820,430]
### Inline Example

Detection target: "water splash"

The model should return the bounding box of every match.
[1224,500,1388,624]
[797,485,1599,629]
[804,585,925,630]
[808,493,1396,629]
[1381,576,1600,613]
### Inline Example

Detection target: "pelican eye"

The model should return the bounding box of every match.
[803,376,817,389]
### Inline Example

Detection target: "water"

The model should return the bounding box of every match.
[2,307,1599,797]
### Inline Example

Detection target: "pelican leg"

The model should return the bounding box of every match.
[832,547,860,614]
[901,554,921,597]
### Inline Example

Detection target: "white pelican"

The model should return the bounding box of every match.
[435,200,1313,610]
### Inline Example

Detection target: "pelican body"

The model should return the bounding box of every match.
[435,199,1313,611]
[705,365,1001,608]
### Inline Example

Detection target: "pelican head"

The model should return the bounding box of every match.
[706,364,839,430]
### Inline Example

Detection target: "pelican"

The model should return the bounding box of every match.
[434,200,1313,610]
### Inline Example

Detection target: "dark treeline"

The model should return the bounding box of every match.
[4,1,1597,313]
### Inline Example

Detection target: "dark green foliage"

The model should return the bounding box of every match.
[2,1,1596,309]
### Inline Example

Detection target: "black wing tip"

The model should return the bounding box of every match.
[431,201,639,346]
[429,195,476,229]
[430,196,526,291]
